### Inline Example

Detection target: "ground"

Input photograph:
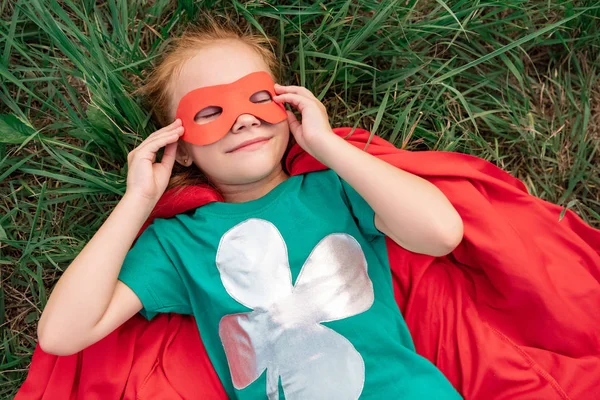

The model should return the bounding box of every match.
[0,0,598,397]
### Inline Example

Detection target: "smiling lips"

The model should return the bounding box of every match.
[227,137,271,153]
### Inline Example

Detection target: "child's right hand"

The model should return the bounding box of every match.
[125,119,184,203]
[40,121,185,356]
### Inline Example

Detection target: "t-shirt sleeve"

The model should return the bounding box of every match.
[118,222,192,320]
[337,173,384,238]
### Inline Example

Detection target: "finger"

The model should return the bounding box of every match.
[274,83,314,98]
[160,141,178,170]
[145,119,183,141]
[274,84,316,99]
[286,110,302,138]
[163,118,182,129]
[138,131,182,161]
[139,126,184,150]
[127,121,181,172]
[148,120,182,140]
[273,93,311,113]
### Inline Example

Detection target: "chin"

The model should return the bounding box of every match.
[233,159,282,183]
[203,153,278,185]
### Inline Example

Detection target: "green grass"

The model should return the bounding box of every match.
[0,0,599,397]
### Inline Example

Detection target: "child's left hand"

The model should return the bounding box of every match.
[273,83,337,159]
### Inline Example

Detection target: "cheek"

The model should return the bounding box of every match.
[275,130,290,149]
[189,144,221,172]
[273,122,290,148]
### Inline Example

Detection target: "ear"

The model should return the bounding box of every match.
[175,140,191,166]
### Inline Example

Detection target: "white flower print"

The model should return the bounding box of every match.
[216,218,375,399]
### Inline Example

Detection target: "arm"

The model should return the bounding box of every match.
[37,120,185,356]
[312,134,463,256]
[37,194,150,356]
[273,84,463,257]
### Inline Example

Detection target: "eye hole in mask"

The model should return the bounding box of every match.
[249,90,272,104]
[193,90,273,125]
[194,106,223,125]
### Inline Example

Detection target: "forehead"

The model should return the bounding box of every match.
[171,40,271,108]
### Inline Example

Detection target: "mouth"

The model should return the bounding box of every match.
[227,137,272,153]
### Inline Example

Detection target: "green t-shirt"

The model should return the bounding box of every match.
[119,169,461,399]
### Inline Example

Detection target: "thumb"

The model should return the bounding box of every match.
[160,141,178,170]
[286,110,301,137]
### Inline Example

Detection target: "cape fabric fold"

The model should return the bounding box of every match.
[17,128,600,400]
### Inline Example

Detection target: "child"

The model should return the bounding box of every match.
[36,20,466,399]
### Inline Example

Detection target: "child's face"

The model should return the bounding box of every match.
[170,40,290,186]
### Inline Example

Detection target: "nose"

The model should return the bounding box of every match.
[231,113,261,134]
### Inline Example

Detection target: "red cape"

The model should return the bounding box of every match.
[17,128,600,400]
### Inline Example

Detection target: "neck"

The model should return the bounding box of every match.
[215,167,289,203]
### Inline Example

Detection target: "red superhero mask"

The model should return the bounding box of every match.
[175,71,288,146]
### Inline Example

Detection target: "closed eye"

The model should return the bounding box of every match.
[194,106,222,124]
[249,90,272,104]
